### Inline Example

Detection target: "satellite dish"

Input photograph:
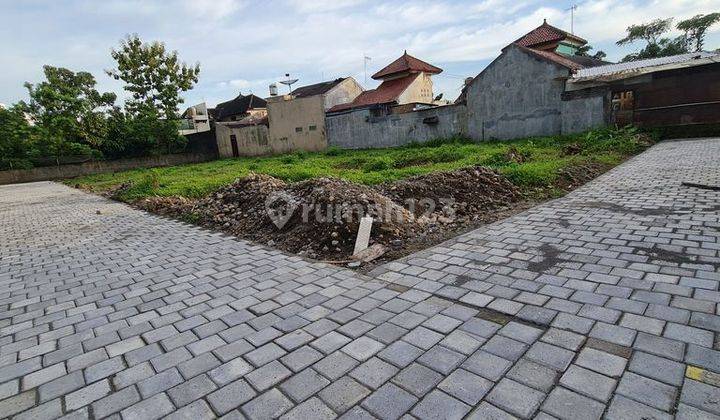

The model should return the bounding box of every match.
[279,74,299,93]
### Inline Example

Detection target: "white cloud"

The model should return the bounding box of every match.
[184,0,246,20]
[287,0,366,13]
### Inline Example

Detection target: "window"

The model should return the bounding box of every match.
[309,125,317,131]
[295,127,303,133]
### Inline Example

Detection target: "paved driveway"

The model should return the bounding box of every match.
[1,138,720,419]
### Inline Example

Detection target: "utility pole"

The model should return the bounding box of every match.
[363,54,371,84]
[566,4,578,34]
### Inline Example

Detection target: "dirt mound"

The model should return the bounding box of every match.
[376,166,520,218]
[132,167,522,262]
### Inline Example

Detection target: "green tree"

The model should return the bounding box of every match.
[575,45,607,60]
[617,18,689,62]
[677,13,720,52]
[22,66,116,162]
[106,35,200,120]
[0,105,36,170]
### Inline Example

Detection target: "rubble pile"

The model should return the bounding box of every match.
[135,167,523,261]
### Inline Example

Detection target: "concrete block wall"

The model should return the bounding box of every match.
[326,104,467,149]
[466,46,570,140]
[0,152,217,185]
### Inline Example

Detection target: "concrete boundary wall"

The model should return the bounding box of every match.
[0,152,217,185]
[326,104,467,149]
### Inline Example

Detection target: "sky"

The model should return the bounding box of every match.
[2,0,720,109]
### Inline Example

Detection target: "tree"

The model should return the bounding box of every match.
[0,105,36,170]
[677,13,720,52]
[22,66,116,163]
[576,45,607,60]
[617,18,690,62]
[617,18,673,46]
[106,35,200,120]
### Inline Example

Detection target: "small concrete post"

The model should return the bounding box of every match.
[353,216,373,256]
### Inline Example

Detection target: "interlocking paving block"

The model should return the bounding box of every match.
[680,378,720,416]
[524,342,574,371]
[416,345,465,374]
[575,347,627,378]
[486,378,545,419]
[616,372,677,412]
[559,365,616,402]
[5,141,720,419]
[207,379,256,415]
[629,351,685,386]
[392,362,443,397]
[605,395,672,420]
[361,382,418,420]
[280,368,330,403]
[318,376,370,414]
[466,402,520,420]
[280,397,336,420]
[506,359,559,393]
[241,388,294,420]
[541,387,605,420]
[377,340,424,368]
[438,368,493,405]
[462,350,513,381]
[349,357,399,389]
[411,389,471,420]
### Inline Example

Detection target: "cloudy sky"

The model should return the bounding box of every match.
[2,0,719,109]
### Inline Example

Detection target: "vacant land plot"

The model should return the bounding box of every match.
[69,127,651,201]
[67,127,653,265]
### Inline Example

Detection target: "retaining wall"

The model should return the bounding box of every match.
[0,152,217,185]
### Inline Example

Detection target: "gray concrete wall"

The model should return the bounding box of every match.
[466,46,570,140]
[561,94,607,134]
[0,153,217,185]
[326,104,467,149]
[216,123,273,157]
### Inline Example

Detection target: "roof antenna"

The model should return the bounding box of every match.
[565,4,578,34]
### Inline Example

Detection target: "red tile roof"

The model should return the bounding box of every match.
[514,20,587,49]
[520,46,584,71]
[328,73,419,112]
[371,52,442,80]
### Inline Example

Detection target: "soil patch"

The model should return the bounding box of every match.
[134,166,523,264]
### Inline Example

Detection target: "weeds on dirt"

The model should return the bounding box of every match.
[67,126,652,202]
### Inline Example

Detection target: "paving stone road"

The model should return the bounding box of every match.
[1,138,720,419]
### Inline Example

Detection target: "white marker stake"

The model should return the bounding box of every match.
[353,216,374,256]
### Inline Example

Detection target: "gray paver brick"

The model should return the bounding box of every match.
[487,378,545,419]
[167,373,217,407]
[318,376,370,414]
[6,142,720,419]
[542,387,605,420]
[616,372,677,412]
[280,368,330,403]
[121,392,175,420]
[91,385,141,418]
[392,362,443,397]
[280,397,336,420]
[361,383,418,420]
[137,368,184,398]
[411,389,471,420]
[438,368,493,405]
[560,365,616,402]
[207,379,256,415]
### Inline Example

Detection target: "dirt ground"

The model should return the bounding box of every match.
[128,163,608,270]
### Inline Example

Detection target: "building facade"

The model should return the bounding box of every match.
[266,77,363,153]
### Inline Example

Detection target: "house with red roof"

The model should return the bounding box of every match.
[328,51,443,114]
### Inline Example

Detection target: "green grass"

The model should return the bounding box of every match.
[66,127,651,202]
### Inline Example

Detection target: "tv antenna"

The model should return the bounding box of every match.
[566,4,578,34]
[278,73,298,94]
[363,55,372,84]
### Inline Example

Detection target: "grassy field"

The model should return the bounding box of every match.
[67,127,651,202]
